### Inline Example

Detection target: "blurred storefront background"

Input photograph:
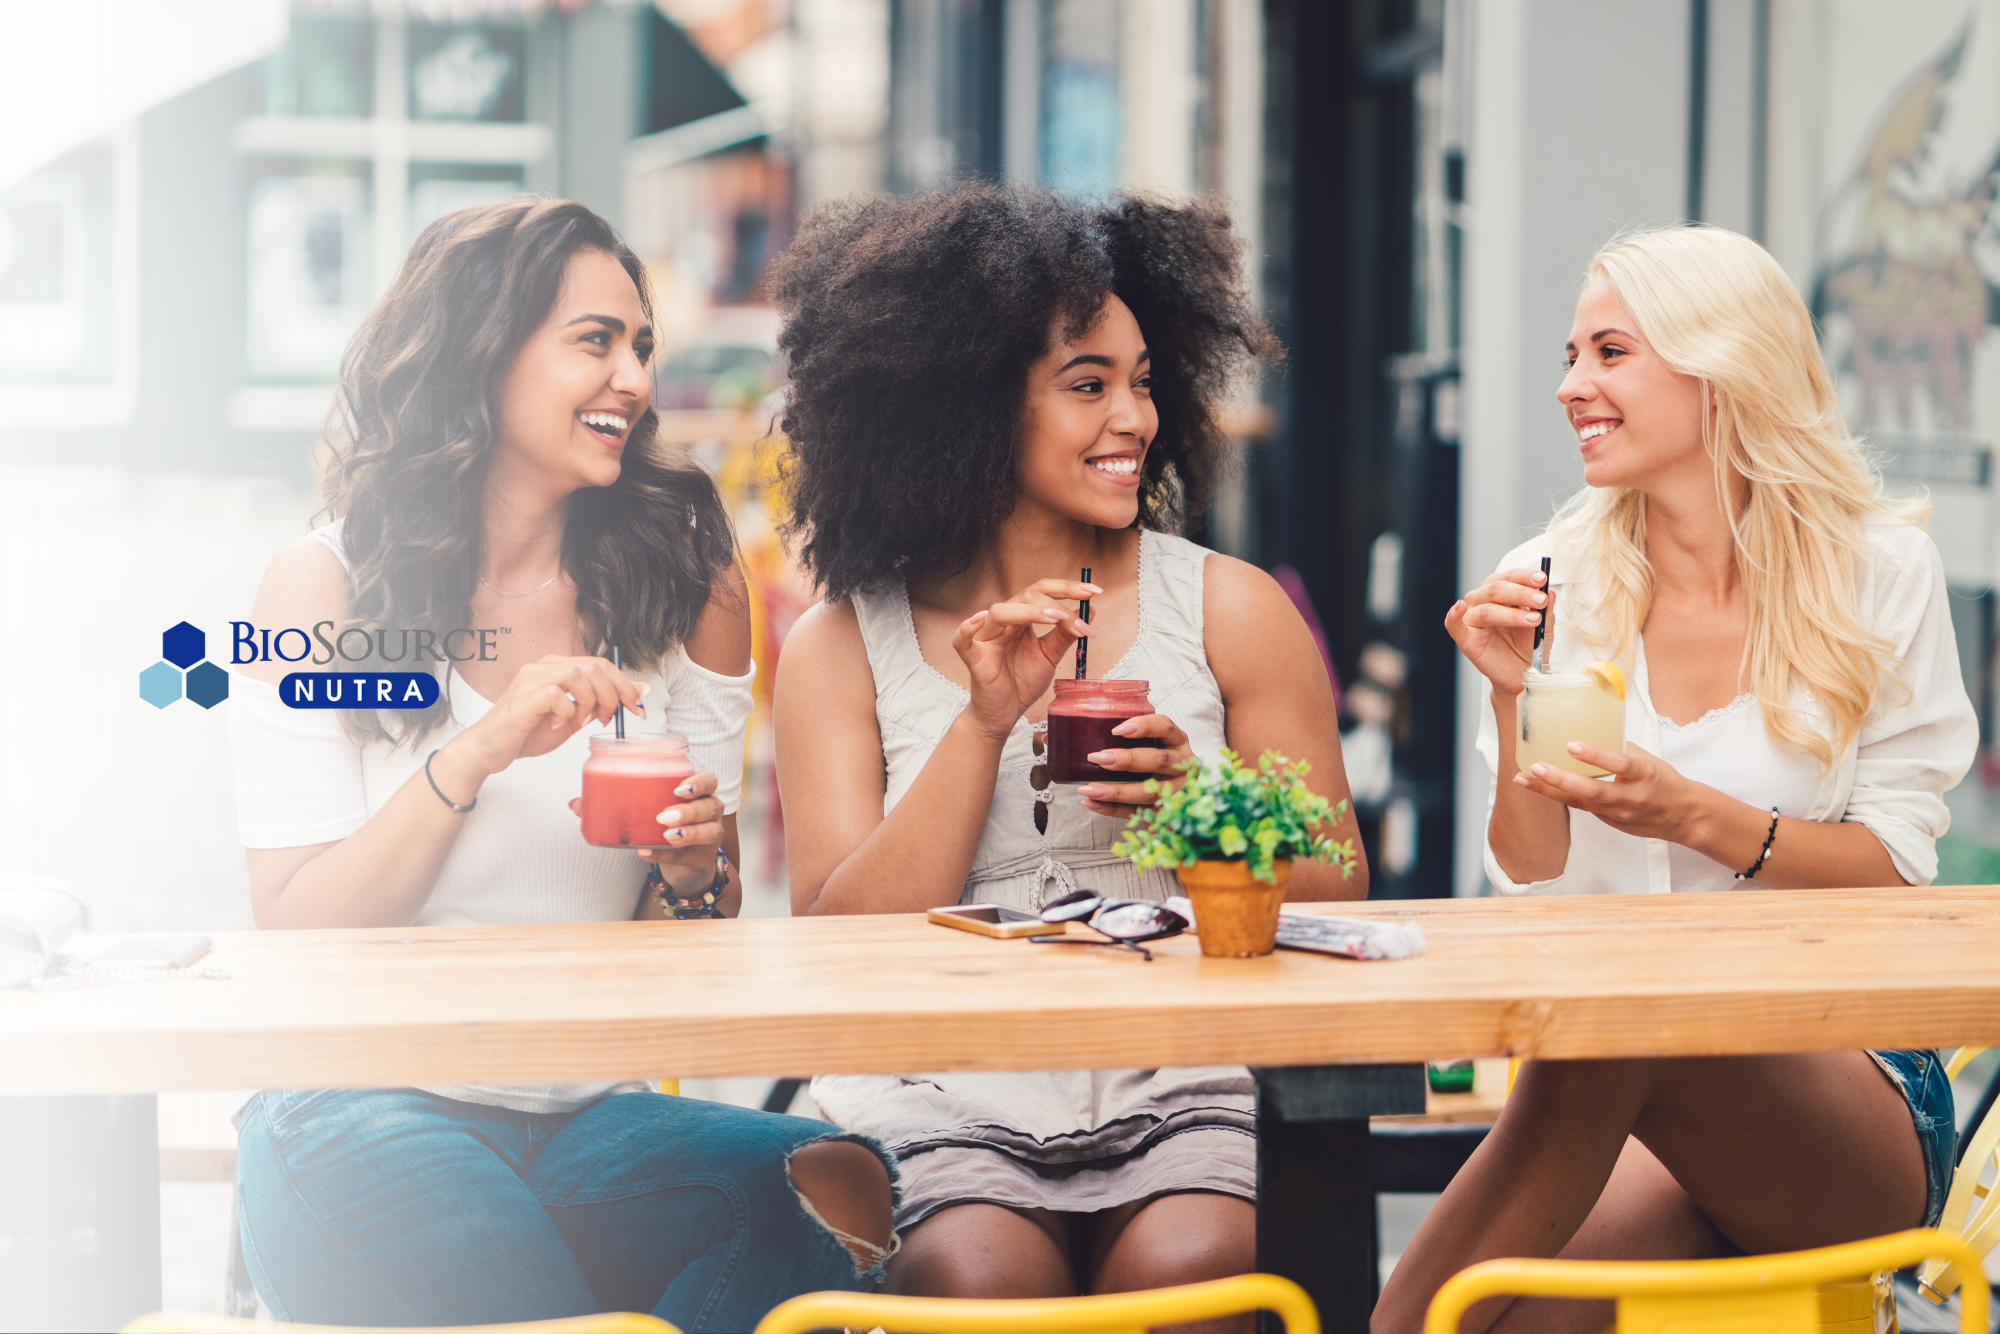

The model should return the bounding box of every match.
[2,0,1996,937]
[2,1,1995,1315]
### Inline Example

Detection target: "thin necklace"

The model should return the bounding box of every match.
[479,570,561,597]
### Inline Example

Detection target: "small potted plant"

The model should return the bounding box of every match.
[1113,749,1357,957]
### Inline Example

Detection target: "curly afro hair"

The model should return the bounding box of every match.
[770,186,1277,600]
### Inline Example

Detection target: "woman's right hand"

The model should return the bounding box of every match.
[451,654,649,777]
[1444,568,1551,696]
[951,578,1099,739]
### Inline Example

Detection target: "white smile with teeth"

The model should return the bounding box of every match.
[581,411,628,434]
[1090,457,1139,475]
[1578,422,1617,441]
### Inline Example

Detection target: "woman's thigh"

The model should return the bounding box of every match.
[887,1204,1075,1298]
[1633,1051,1929,1253]
[528,1091,895,1330]
[1089,1192,1258,1334]
[1488,1138,1725,1334]
[237,1089,598,1327]
[1089,1191,1255,1294]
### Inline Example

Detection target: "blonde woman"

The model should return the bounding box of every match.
[1375,226,1976,1334]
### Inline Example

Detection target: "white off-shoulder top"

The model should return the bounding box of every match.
[228,523,755,1113]
[1476,517,1977,896]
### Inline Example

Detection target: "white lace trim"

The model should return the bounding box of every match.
[1655,692,1756,733]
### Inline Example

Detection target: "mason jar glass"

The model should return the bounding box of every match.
[1517,669,1624,778]
[1046,679,1158,784]
[579,734,696,847]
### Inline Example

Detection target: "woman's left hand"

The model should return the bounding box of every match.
[1514,743,1708,842]
[1077,714,1193,819]
[567,769,726,884]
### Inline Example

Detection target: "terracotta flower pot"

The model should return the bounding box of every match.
[1176,859,1291,957]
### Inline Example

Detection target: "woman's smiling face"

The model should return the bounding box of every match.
[1014,293,1158,529]
[495,248,655,494]
[1557,279,1707,493]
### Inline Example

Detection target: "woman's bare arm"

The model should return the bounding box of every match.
[244,541,694,928]
[1201,555,1368,901]
[777,601,1007,915]
[1485,688,1574,883]
[633,568,752,917]
[243,538,499,927]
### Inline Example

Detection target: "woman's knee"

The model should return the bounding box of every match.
[1092,1193,1255,1294]
[889,1204,1074,1299]
[787,1138,896,1265]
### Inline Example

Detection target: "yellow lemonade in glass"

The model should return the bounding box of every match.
[1517,668,1625,778]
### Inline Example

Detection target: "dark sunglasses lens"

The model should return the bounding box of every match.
[1092,902,1188,941]
[1041,889,1102,922]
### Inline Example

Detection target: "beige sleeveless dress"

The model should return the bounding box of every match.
[810,530,1257,1230]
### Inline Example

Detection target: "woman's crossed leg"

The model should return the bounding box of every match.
[1372,1052,1929,1334]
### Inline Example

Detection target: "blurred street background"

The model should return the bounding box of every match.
[2,0,1998,1318]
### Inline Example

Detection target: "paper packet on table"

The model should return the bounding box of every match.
[1164,896,1427,960]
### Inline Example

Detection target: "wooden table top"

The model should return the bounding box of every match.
[6,888,1997,1095]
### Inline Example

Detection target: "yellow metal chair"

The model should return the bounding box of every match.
[122,1315,675,1333]
[1919,1047,1999,1305]
[1422,1230,1986,1334]
[752,1272,1319,1334]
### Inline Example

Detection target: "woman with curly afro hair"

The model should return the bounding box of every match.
[771,185,1366,1315]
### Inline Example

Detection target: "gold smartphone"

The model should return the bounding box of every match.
[927,904,1069,939]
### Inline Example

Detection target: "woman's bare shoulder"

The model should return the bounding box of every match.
[1200,552,1297,634]
[242,535,350,684]
[255,534,350,617]
[1199,553,1325,687]
[784,597,867,668]
[683,565,754,677]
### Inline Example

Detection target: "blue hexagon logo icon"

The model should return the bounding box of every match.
[140,661,183,708]
[186,661,230,709]
[161,621,206,669]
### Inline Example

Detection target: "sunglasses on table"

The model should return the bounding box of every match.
[1031,889,1189,962]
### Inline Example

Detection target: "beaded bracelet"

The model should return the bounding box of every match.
[1735,807,1780,881]
[649,848,730,919]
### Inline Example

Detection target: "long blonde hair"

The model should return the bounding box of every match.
[1546,225,1925,765]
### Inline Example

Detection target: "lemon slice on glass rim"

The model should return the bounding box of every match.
[1581,660,1626,700]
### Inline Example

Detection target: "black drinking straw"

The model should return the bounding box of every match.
[1531,556,1552,673]
[1075,568,1092,679]
[611,643,626,738]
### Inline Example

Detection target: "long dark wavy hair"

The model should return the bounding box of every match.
[770,186,1276,601]
[318,198,735,745]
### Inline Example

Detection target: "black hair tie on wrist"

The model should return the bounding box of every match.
[425,749,477,813]
[1735,807,1779,881]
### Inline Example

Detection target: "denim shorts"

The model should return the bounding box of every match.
[1868,1049,1956,1227]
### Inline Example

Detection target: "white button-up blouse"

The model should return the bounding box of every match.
[1475,517,1978,895]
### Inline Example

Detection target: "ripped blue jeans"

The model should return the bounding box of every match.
[1867,1049,1956,1228]
[237,1088,895,1332]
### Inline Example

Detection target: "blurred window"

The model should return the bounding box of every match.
[411,163,526,238]
[1041,0,1120,196]
[0,145,113,387]
[654,343,780,413]
[243,161,372,381]
[408,23,527,123]
[263,16,375,118]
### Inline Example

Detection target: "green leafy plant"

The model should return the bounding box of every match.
[1112,748,1358,884]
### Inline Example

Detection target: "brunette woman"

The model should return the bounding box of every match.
[1374,225,1974,1334]
[229,200,893,1330]
[770,187,1365,1318]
